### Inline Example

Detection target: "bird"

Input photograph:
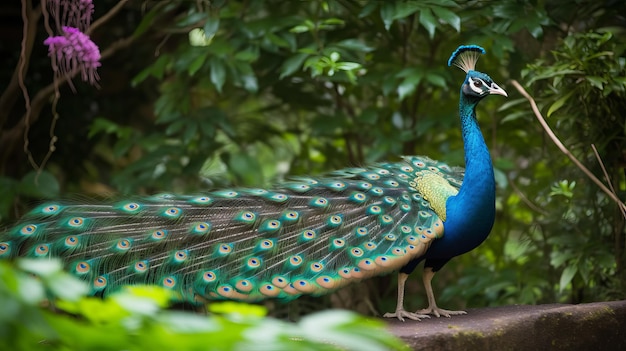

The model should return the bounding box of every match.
[0,45,506,321]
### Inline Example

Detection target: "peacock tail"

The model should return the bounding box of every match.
[0,156,463,303]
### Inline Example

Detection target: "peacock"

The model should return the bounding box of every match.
[0,45,506,322]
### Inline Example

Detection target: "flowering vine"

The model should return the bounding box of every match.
[44,0,100,86]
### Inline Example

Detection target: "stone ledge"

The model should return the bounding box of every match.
[387,300,626,351]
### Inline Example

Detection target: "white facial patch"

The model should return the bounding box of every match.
[468,77,487,95]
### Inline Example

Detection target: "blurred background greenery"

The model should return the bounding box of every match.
[0,0,624,321]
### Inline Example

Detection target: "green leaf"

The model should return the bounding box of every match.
[203,15,220,36]
[210,57,226,93]
[209,302,267,317]
[379,2,396,30]
[336,62,361,71]
[559,265,578,293]
[235,46,260,62]
[131,55,169,86]
[391,2,421,20]
[526,69,582,85]
[335,39,374,52]
[431,6,460,32]
[586,76,606,90]
[188,53,208,75]
[279,53,308,79]
[46,273,90,301]
[177,12,208,27]
[500,111,529,124]
[359,2,378,18]
[525,20,544,38]
[18,259,63,277]
[425,73,446,88]
[19,171,60,199]
[228,151,263,185]
[547,91,574,117]
[397,80,416,101]
[419,9,437,38]
[132,5,160,37]
[397,71,423,100]
[494,167,508,189]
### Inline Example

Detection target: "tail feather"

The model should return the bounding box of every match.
[0,156,459,302]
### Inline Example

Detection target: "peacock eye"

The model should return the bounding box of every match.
[473,80,482,87]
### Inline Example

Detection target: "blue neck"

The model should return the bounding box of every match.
[427,93,496,258]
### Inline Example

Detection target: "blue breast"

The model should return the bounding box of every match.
[424,95,496,259]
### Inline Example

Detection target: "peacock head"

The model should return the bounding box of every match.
[448,45,507,101]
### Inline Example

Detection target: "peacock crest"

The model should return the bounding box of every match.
[448,45,486,73]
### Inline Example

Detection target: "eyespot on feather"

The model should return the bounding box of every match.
[133,260,149,273]
[301,229,317,241]
[293,279,318,294]
[19,224,38,236]
[280,210,300,222]
[374,256,394,267]
[163,207,182,218]
[288,255,303,267]
[67,217,85,228]
[173,250,188,262]
[315,276,336,289]
[235,211,256,223]
[162,276,177,288]
[34,244,50,256]
[0,242,10,256]
[150,229,168,240]
[271,276,288,288]
[41,204,61,215]
[363,242,377,250]
[351,267,365,279]
[354,227,368,237]
[93,276,108,290]
[309,261,324,273]
[357,258,376,271]
[191,222,211,235]
[64,235,79,247]
[327,214,343,227]
[246,256,262,269]
[259,283,281,297]
[235,279,254,293]
[202,270,217,283]
[338,267,352,279]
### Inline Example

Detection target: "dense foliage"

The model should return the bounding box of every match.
[0,259,405,350]
[0,0,624,339]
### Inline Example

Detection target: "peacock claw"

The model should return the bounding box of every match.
[416,307,467,318]
[383,310,431,322]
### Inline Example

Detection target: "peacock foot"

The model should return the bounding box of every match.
[383,309,431,322]
[416,306,467,318]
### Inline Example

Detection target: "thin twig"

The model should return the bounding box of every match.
[508,177,549,216]
[87,0,129,35]
[41,0,54,36]
[591,144,619,197]
[510,79,626,219]
[19,0,37,171]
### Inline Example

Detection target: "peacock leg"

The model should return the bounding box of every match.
[416,267,467,317]
[383,272,431,322]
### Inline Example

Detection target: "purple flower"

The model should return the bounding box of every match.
[48,0,94,32]
[44,26,101,85]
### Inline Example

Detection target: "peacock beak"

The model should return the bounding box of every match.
[489,83,508,97]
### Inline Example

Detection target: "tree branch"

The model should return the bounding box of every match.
[0,2,41,131]
[0,35,137,172]
[510,79,626,219]
[87,0,129,35]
